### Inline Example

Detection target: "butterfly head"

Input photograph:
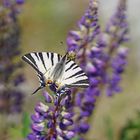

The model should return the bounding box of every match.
[67,51,76,61]
[62,51,76,62]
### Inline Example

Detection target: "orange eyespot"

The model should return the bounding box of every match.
[46,80,52,84]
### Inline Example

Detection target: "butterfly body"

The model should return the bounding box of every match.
[22,52,89,96]
[47,54,66,83]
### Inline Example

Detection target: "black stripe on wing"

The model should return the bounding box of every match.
[65,63,76,72]
[58,55,61,61]
[66,60,71,64]
[38,53,46,70]
[22,52,63,94]
[22,53,46,89]
[51,53,54,66]
[63,60,89,88]
[35,53,39,60]
[65,70,84,80]
[22,52,62,73]
[22,54,40,73]
[76,73,87,78]
[66,79,89,88]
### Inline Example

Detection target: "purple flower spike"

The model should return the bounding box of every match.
[67,0,100,54]
[0,1,25,114]
[27,93,75,140]
[66,0,129,138]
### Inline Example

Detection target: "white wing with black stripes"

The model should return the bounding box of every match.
[22,52,89,93]
[22,52,61,74]
[62,60,89,88]
[22,52,62,93]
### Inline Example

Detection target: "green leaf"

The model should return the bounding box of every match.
[9,126,22,140]
[71,136,80,140]
[21,112,30,138]
[119,111,140,140]
[104,117,114,140]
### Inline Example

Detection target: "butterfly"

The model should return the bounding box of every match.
[22,52,89,96]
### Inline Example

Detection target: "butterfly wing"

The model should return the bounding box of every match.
[62,60,89,88]
[22,52,62,90]
[22,52,61,73]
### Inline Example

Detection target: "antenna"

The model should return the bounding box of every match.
[59,41,69,57]
[59,41,67,54]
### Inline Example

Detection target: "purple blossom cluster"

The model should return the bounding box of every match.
[67,0,129,96]
[0,0,25,114]
[67,0,129,138]
[3,0,24,7]
[28,91,75,140]
[27,0,129,139]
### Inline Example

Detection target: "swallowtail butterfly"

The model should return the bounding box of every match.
[22,52,89,95]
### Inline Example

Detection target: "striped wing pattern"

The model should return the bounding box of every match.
[62,60,89,88]
[22,52,61,85]
[22,52,89,90]
[22,52,61,73]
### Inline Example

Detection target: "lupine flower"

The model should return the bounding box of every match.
[0,0,24,114]
[105,0,129,96]
[27,0,129,139]
[28,91,75,140]
[66,0,129,138]
[3,0,24,7]
[67,0,101,138]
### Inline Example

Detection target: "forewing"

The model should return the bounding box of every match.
[22,52,61,85]
[62,60,89,88]
[22,52,61,73]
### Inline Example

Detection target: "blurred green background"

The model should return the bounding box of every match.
[1,0,140,140]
